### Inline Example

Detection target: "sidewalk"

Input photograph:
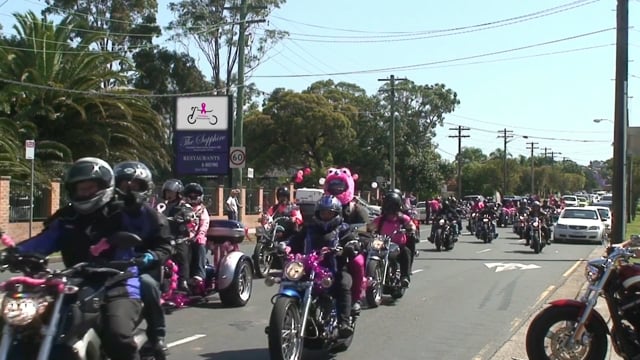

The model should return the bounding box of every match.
[490,246,623,360]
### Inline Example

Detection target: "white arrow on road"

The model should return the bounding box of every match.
[484,262,541,272]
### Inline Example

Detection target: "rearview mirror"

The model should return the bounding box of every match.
[108,232,143,248]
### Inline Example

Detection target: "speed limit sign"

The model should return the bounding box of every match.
[229,147,246,168]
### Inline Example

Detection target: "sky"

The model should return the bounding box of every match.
[1,0,637,166]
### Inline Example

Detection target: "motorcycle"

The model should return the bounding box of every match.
[513,214,528,239]
[528,216,545,254]
[526,245,640,359]
[476,215,495,243]
[432,217,455,251]
[162,219,253,310]
[252,215,290,278]
[264,245,359,360]
[467,212,478,235]
[365,229,410,308]
[0,232,159,360]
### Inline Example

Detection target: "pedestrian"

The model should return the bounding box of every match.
[226,189,241,221]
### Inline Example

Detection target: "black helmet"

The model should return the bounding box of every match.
[113,161,154,205]
[183,183,204,204]
[64,157,115,214]
[382,191,402,214]
[162,179,183,200]
[276,186,290,200]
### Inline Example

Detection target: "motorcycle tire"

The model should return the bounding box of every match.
[526,305,608,360]
[252,243,271,278]
[365,260,383,308]
[435,229,442,251]
[218,259,253,307]
[268,297,304,360]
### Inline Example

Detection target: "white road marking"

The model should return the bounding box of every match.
[563,258,584,277]
[476,248,492,254]
[167,334,207,348]
[412,269,424,274]
[484,262,541,272]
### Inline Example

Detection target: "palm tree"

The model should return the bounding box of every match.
[0,11,170,178]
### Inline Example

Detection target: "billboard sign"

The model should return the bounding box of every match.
[174,96,232,175]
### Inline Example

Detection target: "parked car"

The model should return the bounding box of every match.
[592,193,613,209]
[561,195,579,207]
[553,206,608,244]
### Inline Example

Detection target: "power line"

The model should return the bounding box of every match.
[449,113,605,134]
[252,28,615,77]
[270,0,596,35]
[449,126,471,199]
[269,1,600,43]
[442,121,610,143]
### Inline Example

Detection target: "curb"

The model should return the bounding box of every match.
[489,245,606,360]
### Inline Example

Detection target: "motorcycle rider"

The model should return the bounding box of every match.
[160,178,184,215]
[429,199,459,243]
[113,161,173,357]
[266,186,303,237]
[286,195,358,338]
[477,202,498,238]
[4,157,149,360]
[368,191,416,288]
[181,183,210,288]
[527,201,552,245]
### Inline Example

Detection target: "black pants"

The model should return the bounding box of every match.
[174,241,191,282]
[140,273,166,340]
[334,267,352,324]
[397,245,411,279]
[102,298,142,360]
[406,235,416,267]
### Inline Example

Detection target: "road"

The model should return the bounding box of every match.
[0,224,599,360]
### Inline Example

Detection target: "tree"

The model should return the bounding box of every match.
[244,90,355,174]
[167,0,288,95]
[0,12,169,174]
[43,0,161,57]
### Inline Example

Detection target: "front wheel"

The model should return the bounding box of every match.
[526,306,608,360]
[252,242,272,278]
[365,260,383,308]
[268,297,303,360]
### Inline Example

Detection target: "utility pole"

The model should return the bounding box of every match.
[542,147,551,158]
[527,142,539,195]
[497,128,513,195]
[549,151,562,162]
[449,126,470,199]
[378,74,407,189]
[612,0,629,243]
[228,0,266,189]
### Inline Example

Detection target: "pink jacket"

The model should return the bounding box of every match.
[192,204,210,245]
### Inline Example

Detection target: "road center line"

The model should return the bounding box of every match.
[476,248,491,254]
[563,258,584,277]
[412,269,424,274]
[167,334,207,348]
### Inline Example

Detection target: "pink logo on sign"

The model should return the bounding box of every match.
[200,103,207,114]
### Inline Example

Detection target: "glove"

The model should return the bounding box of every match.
[137,252,155,268]
[0,232,15,248]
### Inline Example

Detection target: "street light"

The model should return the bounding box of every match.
[594,118,614,123]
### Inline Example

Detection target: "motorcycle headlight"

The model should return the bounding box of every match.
[2,295,48,326]
[371,239,384,250]
[283,261,305,280]
[438,219,445,226]
[533,221,539,227]
[584,263,603,284]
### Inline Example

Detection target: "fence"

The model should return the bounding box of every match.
[9,180,50,222]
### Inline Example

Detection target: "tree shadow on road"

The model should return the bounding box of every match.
[200,348,334,360]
